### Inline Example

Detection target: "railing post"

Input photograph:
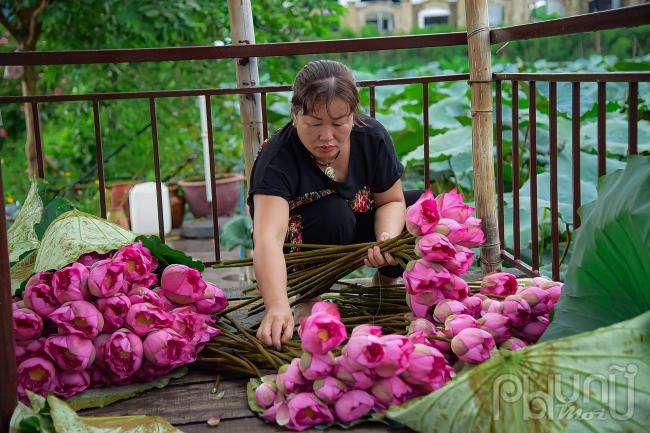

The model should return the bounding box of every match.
[465,0,501,274]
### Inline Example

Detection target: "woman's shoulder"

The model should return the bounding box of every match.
[256,123,300,166]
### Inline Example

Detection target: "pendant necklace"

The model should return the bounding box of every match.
[312,149,341,180]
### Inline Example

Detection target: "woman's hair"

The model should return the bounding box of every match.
[291,60,360,121]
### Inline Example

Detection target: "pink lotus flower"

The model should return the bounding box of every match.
[429,329,452,357]
[501,337,528,351]
[13,308,43,340]
[285,392,334,431]
[351,324,382,337]
[17,357,56,400]
[193,282,228,314]
[374,335,413,378]
[518,286,552,316]
[125,302,172,336]
[160,264,206,304]
[311,301,341,319]
[407,318,436,345]
[45,334,95,371]
[113,241,158,282]
[461,295,484,318]
[105,329,144,379]
[23,283,60,317]
[48,300,104,339]
[405,190,440,236]
[77,251,111,267]
[89,366,112,388]
[415,233,457,262]
[403,260,451,296]
[25,271,53,291]
[334,390,375,422]
[406,293,433,319]
[371,376,415,406]
[313,376,346,404]
[480,272,518,296]
[433,299,467,323]
[128,286,166,307]
[299,351,335,380]
[435,189,474,223]
[434,218,466,240]
[88,259,127,297]
[276,358,309,395]
[255,377,277,409]
[299,302,347,355]
[93,333,110,369]
[131,273,158,290]
[455,217,484,248]
[151,288,176,311]
[334,356,374,390]
[438,274,470,301]
[478,313,511,343]
[15,338,46,365]
[451,328,495,363]
[97,294,131,333]
[501,295,531,327]
[53,370,90,398]
[401,343,453,391]
[481,297,502,316]
[52,262,90,302]
[170,306,220,352]
[532,277,563,304]
[444,314,478,337]
[344,334,385,370]
[514,315,549,344]
[143,328,191,367]
[442,245,475,275]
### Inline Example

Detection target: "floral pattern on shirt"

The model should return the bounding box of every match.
[285,214,303,252]
[348,186,375,213]
[288,189,335,211]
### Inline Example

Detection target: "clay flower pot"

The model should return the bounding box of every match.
[179,173,244,218]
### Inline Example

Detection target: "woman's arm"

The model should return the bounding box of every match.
[252,194,294,349]
[365,179,406,268]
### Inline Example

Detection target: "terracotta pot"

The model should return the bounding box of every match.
[179,173,245,218]
[168,185,186,229]
[107,181,136,223]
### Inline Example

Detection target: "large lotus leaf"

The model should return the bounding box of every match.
[541,156,650,341]
[402,126,472,164]
[580,116,650,155]
[387,310,650,433]
[8,179,42,264]
[34,210,136,272]
[10,251,36,295]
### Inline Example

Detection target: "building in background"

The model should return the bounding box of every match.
[339,0,647,33]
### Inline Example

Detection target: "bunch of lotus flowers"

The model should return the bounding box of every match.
[12,241,227,403]
[253,301,454,431]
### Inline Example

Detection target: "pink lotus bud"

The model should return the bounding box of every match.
[193,282,228,314]
[313,376,346,404]
[23,283,60,317]
[131,273,158,290]
[480,298,502,316]
[406,293,433,319]
[255,381,277,409]
[433,299,467,323]
[311,301,341,319]
[52,262,90,302]
[89,366,112,388]
[454,217,484,248]
[97,294,131,333]
[501,295,531,327]
[276,358,309,395]
[170,306,220,353]
[17,357,56,400]
[25,271,54,290]
[533,277,563,304]
[105,329,144,379]
[262,401,290,427]
[478,313,511,343]
[461,295,484,318]
[435,189,474,223]
[128,286,166,307]
[151,288,176,311]
[371,376,415,406]
[53,370,90,398]
[374,335,413,378]
[351,324,382,337]
[334,390,375,422]
[441,245,475,275]
[160,264,206,305]
[401,344,453,390]
[15,338,46,365]
[429,330,452,356]
[405,189,440,236]
[344,334,384,370]
[88,259,127,297]
[113,241,158,282]
[298,307,347,355]
[93,333,110,369]
[438,274,470,301]
[501,337,528,351]
[125,302,172,336]
[334,356,374,390]
[77,251,111,267]
[415,233,457,262]
[45,334,95,371]
[444,314,478,337]
[480,272,518,296]
[403,260,451,296]
[433,217,465,240]
[407,318,436,345]
[451,328,495,363]
[518,286,552,316]
[514,315,549,344]
[143,328,191,367]
[299,351,335,381]
[48,300,104,339]
[285,392,334,431]
[13,308,43,340]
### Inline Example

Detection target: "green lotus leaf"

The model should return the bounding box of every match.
[8,179,43,264]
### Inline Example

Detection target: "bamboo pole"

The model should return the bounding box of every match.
[465,0,501,274]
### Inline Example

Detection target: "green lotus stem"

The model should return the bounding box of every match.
[428,335,451,343]
[196,357,255,375]
[224,315,284,369]
[211,374,221,394]
[211,348,262,377]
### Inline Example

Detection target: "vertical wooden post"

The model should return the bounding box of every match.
[227,0,263,188]
[0,161,17,433]
[465,0,501,274]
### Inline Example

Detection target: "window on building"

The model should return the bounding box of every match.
[589,0,621,12]
[418,7,450,28]
[365,11,394,33]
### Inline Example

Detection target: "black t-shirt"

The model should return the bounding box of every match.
[248,115,404,217]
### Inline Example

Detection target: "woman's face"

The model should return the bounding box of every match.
[293,97,354,160]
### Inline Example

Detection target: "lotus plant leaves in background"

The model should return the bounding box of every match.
[8,179,42,264]
[542,155,650,341]
[34,210,136,273]
[387,310,650,433]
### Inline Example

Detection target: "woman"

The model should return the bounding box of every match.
[249,60,419,349]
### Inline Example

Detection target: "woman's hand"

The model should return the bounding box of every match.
[256,303,294,350]
[364,231,398,268]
